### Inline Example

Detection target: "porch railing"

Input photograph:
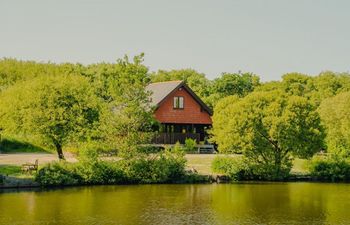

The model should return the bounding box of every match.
[152,133,200,144]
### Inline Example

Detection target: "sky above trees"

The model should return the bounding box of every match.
[1,0,349,81]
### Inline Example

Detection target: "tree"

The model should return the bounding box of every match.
[82,54,155,157]
[319,92,350,156]
[0,55,156,159]
[211,91,324,179]
[256,72,350,107]
[207,72,260,108]
[0,75,104,159]
[0,58,81,92]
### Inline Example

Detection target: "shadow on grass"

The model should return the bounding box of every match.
[0,138,48,153]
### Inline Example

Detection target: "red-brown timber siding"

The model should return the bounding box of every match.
[154,88,212,124]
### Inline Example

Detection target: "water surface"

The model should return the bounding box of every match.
[1,183,350,225]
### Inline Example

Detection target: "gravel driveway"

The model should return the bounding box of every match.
[0,153,77,166]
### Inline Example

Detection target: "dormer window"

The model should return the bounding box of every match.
[173,96,184,109]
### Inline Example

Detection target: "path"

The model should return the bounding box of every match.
[0,153,77,165]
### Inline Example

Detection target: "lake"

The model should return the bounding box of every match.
[1,183,350,225]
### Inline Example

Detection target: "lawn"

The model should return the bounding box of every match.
[0,164,22,176]
[186,154,310,175]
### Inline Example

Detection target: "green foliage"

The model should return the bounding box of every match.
[0,58,81,92]
[172,141,184,152]
[0,75,104,159]
[319,92,350,156]
[35,150,187,186]
[35,162,82,186]
[76,146,125,184]
[211,156,291,181]
[212,156,250,180]
[184,138,197,152]
[121,150,186,183]
[256,72,350,106]
[0,55,155,159]
[84,55,155,157]
[211,72,260,97]
[309,155,350,181]
[211,91,324,180]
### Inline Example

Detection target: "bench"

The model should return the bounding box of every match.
[197,145,216,154]
[21,159,39,174]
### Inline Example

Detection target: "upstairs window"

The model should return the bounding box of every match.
[173,96,184,109]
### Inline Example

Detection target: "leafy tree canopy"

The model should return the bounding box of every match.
[319,92,350,156]
[0,75,103,159]
[211,91,324,179]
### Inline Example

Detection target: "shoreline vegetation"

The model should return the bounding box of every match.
[1,152,349,189]
[1,56,350,187]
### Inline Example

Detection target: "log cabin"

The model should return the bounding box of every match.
[146,80,212,145]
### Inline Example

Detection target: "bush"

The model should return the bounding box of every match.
[212,156,251,180]
[121,150,187,183]
[212,156,292,181]
[309,155,350,181]
[248,159,292,181]
[35,162,82,186]
[36,149,187,186]
[184,138,197,153]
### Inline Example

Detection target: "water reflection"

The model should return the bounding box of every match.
[1,183,350,225]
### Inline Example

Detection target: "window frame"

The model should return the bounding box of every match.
[173,96,184,109]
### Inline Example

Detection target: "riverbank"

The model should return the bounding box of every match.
[0,172,328,190]
[0,153,313,189]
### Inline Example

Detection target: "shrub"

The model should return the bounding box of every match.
[137,145,162,154]
[309,155,350,181]
[212,156,250,180]
[184,138,197,153]
[36,149,187,186]
[75,161,125,184]
[212,156,292,181]
[121,150,187,183]
[172,141,184,152]
[35,162,82,186]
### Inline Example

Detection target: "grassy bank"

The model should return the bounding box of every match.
[186,154,310,175]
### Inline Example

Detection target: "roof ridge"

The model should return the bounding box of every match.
[149,80,183,84]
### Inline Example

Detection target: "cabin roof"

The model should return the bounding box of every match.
[146,80,212,115]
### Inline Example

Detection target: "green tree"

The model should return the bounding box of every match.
[0,75,104,159]
[319,92,350,156]
[256,72,350,106]
[206,72,260,108]
[83,54,155,157]
[211,91,324,179]
[0,58,81,92]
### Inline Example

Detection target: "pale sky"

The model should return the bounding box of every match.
[1,0,349,81]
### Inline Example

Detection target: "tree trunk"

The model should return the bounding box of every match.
[55,142,65,160]
[274,149,282,179]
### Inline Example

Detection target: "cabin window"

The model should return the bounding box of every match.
[173,96,184,109]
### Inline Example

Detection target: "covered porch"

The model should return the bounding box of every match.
[153,123,211,144]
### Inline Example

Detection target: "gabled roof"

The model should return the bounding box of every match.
[146,80,213,115]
